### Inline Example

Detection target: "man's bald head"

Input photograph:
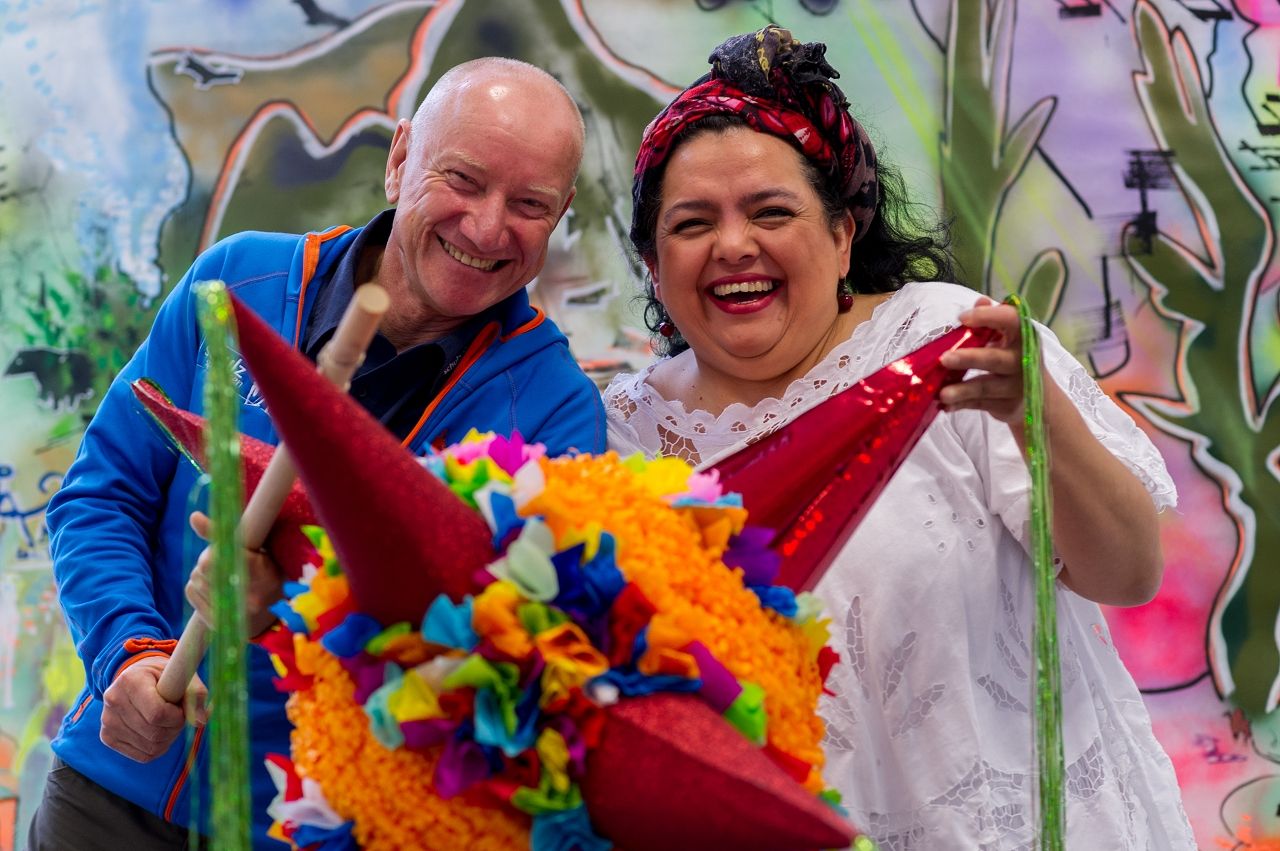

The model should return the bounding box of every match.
[411,57,585,180]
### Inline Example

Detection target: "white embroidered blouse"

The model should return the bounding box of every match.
[604,281,1195,849]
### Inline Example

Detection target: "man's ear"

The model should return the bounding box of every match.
[385,119,412,204]
[556,187,577,223]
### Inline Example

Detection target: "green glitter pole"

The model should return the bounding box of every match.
[196,281,252,851]
[1008,294,1064,850]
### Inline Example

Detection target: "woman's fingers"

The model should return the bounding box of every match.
[958,299,1020,339]
[941,344,1020,376]
[936,299,1034,424]
[940,372,1022,412]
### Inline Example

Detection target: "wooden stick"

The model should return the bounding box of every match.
[156,284,390,704]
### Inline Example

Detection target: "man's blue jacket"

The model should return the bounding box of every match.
[46,224,606,844]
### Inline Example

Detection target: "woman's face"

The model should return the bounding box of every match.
[649,127,855,384]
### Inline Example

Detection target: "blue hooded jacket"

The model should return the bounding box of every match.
[46,224,606,844]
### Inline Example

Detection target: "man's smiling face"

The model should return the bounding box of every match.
[381,73,580,332]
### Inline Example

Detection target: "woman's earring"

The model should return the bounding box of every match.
[658,320,676,338]
[837,281,855,313]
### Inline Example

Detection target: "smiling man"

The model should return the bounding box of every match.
[29,58,605,851]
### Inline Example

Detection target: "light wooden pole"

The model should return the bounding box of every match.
[155,283,390,703]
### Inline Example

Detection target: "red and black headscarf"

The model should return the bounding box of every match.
[633,25,879,242]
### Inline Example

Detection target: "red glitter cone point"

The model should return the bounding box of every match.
[583,693,855,850]
[131,378,317,580]
[227,295,493,626]
[710,325,997,592]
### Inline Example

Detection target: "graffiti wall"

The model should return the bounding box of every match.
[0,0,1277,847]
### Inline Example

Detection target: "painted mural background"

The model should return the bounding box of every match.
[0,0,1277,847]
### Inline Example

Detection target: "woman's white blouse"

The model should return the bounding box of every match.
[605,281,1194,849]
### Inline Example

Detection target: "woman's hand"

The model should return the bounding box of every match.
[937,297,1028,426]
[186,511,284,637]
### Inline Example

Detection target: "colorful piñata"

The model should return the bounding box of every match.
[259,431,838,850]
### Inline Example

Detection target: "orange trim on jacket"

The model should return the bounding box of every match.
[400,322,501,447]
[164,724,206,823]
[114,651,176,681]
[500,307,546,342]
[70,693,93,723]
[114,637,180,682]
[112,636,196,822]
[124,637,179,655]
[292,226,353,347]
[400,308,550,447]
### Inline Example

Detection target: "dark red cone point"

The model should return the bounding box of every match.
[711,325,997,592]
[227,295,494,626]
[583,693,855,850]
[131,378,317,580]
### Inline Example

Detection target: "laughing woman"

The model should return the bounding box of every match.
[604,25,1195,850]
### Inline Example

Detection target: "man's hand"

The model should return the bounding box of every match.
[187,511,284,637]
[100,655,206,762]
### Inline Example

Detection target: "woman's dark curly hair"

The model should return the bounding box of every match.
[631,113,957,357]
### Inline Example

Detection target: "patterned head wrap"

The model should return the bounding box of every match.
[633,25,879,242]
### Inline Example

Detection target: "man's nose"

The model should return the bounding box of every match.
[459,193,508,253]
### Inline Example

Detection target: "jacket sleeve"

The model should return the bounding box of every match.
[46,261,208,698]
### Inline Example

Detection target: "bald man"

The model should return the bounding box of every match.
[29,58,605,850]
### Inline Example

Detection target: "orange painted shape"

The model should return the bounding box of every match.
[0,796,15,851]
